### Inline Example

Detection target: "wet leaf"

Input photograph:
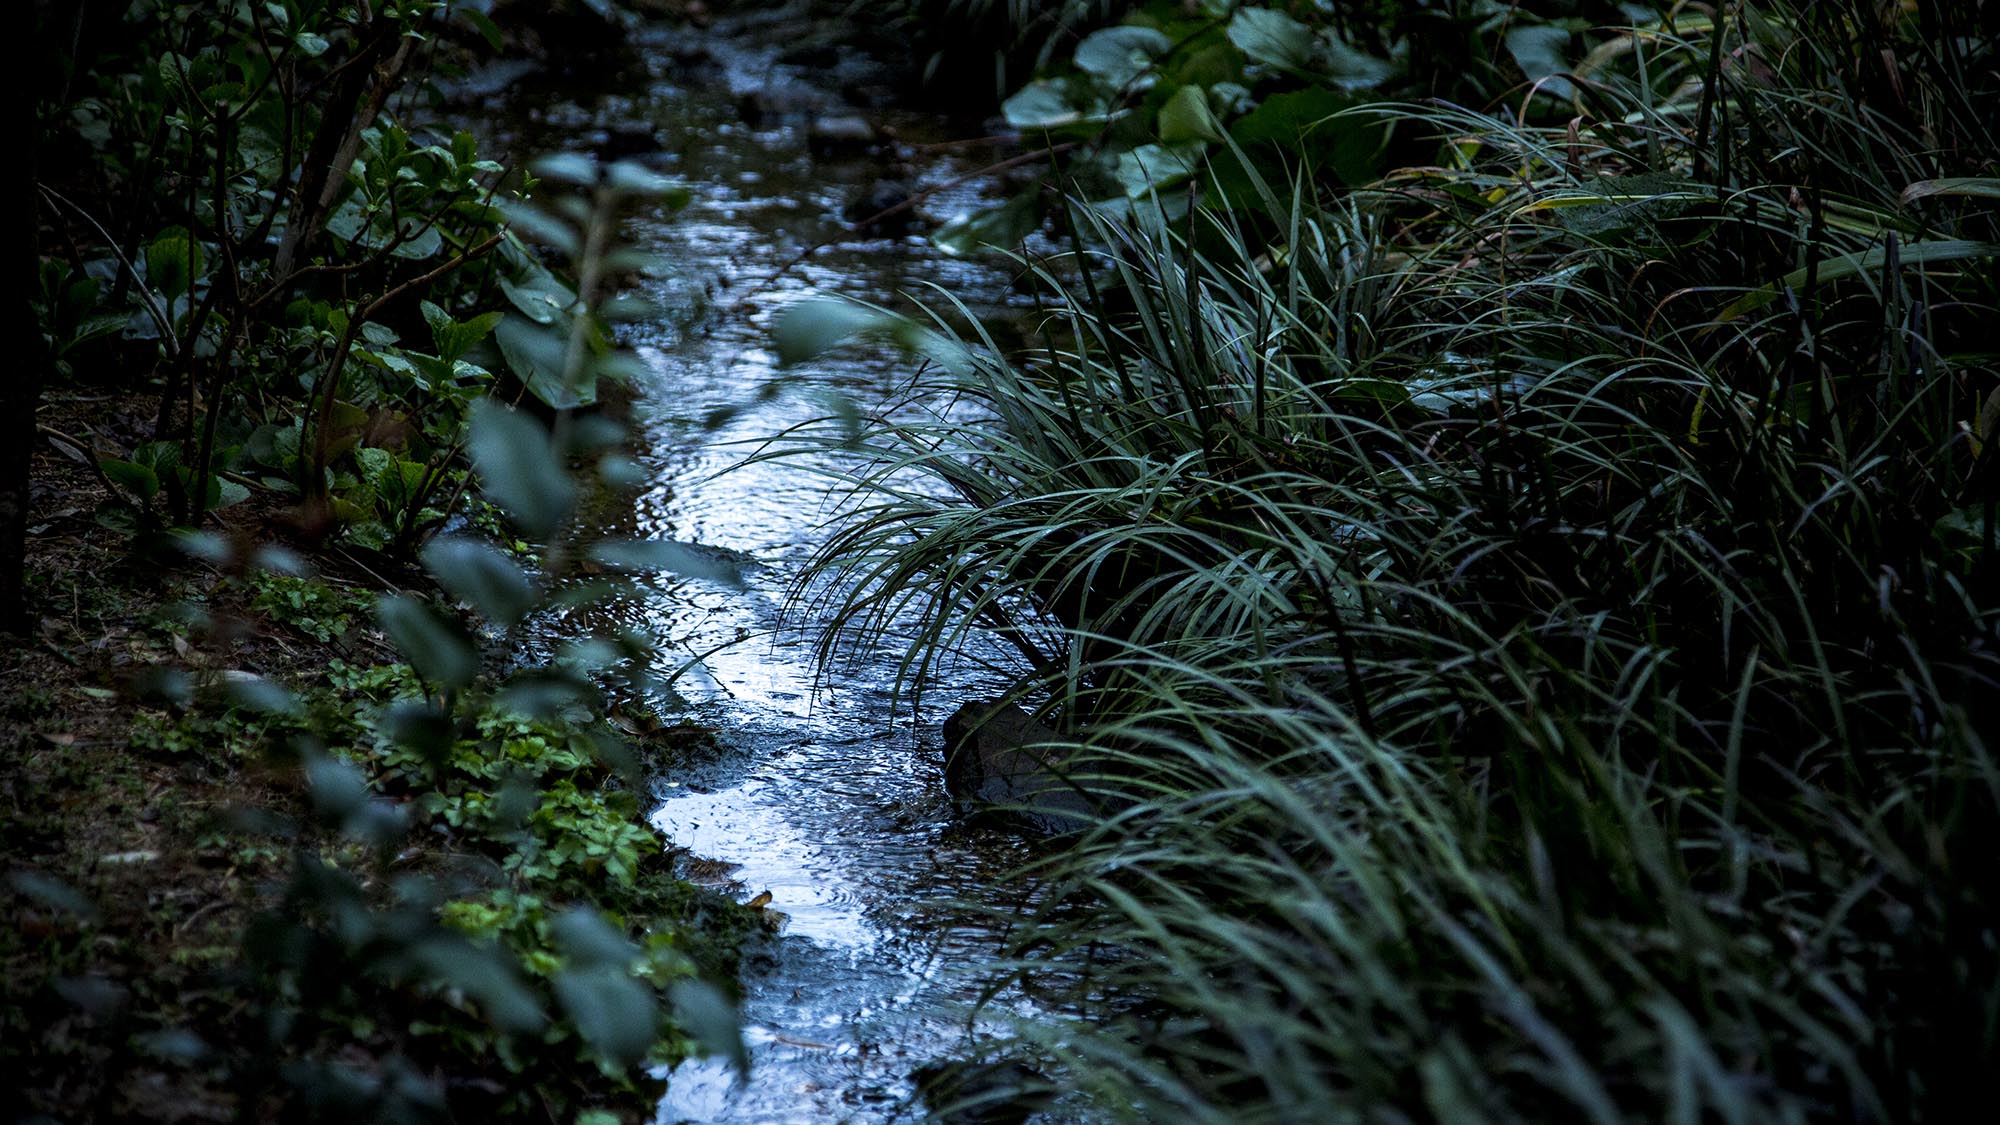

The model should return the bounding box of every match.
[932,195,1040,256]
[1228,7,1314,71]
[221,672,305,718]
[1901,177,2000,205]
[1720,240,1999,320]
[1002,80,1085,130]
[144,227,204,301]
[1074,25,1172,89]
[375,595,480,689]
[1317,35,1397,91]
[100,459,159,503]
[588,540,749,589]
[498,270,574,324]
[671,978,748,1075]
[422,537,537,627]
[556,966,656,1069]
[495,316,589,409]
[1506,25,1577,100]
[413,939,547,1034]
[467,401,575,539]
[1115,143,1204,199]
[772,299,892,366]
[1159,83,1223,144]
[552,906,637,967]
[306,755,370,821]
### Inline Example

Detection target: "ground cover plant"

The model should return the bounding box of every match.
[781,0,1999,1119]
[14,1,763,1118]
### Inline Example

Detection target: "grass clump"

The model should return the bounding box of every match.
[787,1,1997,1120]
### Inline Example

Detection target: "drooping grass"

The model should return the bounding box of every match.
[789,2,1996,1119]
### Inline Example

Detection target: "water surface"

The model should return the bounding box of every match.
[480,8,1059,1120]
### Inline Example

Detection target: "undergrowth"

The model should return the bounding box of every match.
[782,1,1998,1120]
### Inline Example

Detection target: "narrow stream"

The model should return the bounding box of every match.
[467,8,1056,1121]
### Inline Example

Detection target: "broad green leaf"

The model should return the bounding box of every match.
[552,907,637,967]
[671,978,748,1075]
[457,6,505,52]
[388,223,443,261]
[1115,143,1206,198]
[1228,7,1314,71]
[495,316,590,409]
[1159,83,1223,143]
[467,400,575,539]
[555,966,656,1069]
[412,939,546,1034]
[932,194,1041,255]
[422,536,537,627]
[1074,25,1172,89]
[1003,80,1085,130]
[772,299,894,365]
[531,152,598,186]
[213,479,251,510]
[305,755,369,821]
[1318,35,1397,91]
[1171,42,1245,89]
[589,539,750,589]
[499,272,573,325]
[1506,25,1576,100]
[145,228,203,301]
[100,460,159,502]
[375,595,479,689]
[1214,88,1383,203]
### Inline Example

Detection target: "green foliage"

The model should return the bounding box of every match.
[787,1,1999,1120]
[211,152,745,1116]
[250,574,371,643]
[28,5,743,1114]
[35,0,650,551]
[942,0,1613,247]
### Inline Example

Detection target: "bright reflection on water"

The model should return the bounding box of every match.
[472,6,1061,1121]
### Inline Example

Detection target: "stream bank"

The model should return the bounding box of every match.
[477,5,1076,1121]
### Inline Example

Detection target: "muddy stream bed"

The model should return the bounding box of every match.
[464,7,1066,1121]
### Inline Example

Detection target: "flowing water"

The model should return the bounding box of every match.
[469,7,1059,1121]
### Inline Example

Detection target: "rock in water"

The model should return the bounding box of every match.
[807,114,879,155]
[941,700,1093,834]
[842,179,913,230]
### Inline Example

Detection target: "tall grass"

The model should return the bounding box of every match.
[795,2,1996,1119]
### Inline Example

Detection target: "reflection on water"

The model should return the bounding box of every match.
[481,5,1057,1121]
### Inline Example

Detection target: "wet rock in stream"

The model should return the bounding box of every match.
[843,178,915,230]
[942,700,1095,835]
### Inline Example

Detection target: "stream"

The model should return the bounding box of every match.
[466,7,1058,1121]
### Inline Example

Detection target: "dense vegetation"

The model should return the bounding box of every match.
[14,0,1996,1121]
[13,2,757,1120]
[784,0,1999,1120]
